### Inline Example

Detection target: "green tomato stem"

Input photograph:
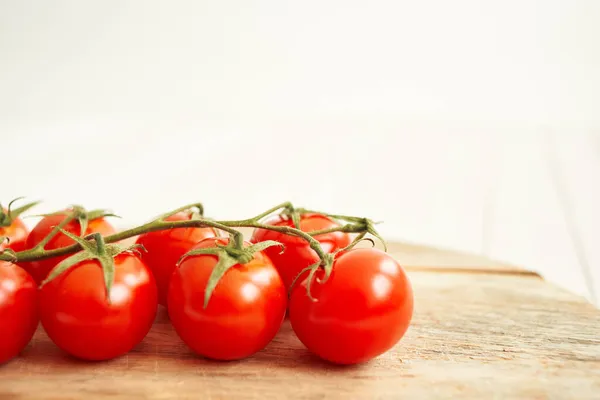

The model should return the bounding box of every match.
[35,211,77,249]
[308,224,367,236]
[229,221,329,264]
[156,202,205,221]
[0,202,380,269]
[247,202,294,222]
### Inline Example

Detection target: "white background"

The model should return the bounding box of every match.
[1,1,599,304]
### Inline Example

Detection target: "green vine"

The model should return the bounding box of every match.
[0,200,386,303]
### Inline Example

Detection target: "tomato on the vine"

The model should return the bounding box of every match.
[168,237,287,361]
[136,212,217,306]
[0,211,29,252]
[23,211,115,285]
[289,248,413,365]
[0,261,39,364]
[250,213,351,291]
[39,253,157,361]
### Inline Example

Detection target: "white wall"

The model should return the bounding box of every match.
[1,1,599,303]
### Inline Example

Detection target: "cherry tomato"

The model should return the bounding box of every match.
[23,211,115,285]
[136,212,217,306]
[250,213,351,291]
[289,248,413,365]
[0,261,39,364]
[39,253,157,361]
[0,211,29,252]
[168,237,287,360]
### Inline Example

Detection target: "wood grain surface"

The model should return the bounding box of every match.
[1,242,599,399]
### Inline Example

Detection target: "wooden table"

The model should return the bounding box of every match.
[1,241,599,399]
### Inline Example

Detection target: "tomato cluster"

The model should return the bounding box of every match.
[0,204,413,366]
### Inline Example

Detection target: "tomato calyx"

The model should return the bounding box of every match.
[40,230,145,302]
[0,197,40,228]
[298,209,387,252]
[34,206,119,237]
[178,237,284,308]
[288,223,381,302]
[289,252,335,302]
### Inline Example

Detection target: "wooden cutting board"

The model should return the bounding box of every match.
[1,241,599,399]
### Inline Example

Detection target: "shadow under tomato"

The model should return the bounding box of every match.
[7,315,375,375]
[200,321,374,373]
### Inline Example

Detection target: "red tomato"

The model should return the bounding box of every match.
[0,261,39,364]
[250,213,351,291]
[136,212,217,306]
[0,211,29,252]
[168,237,287,360]
[289,248,413,365]
[39,253,157,361]
[23,211,115,285]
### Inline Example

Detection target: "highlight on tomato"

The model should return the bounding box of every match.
[23,208,116,285]
[0,261,39,364]
[39,252,157,361]
[250,213,351,292]
[136,211,217,306]
[289,248,413,365]
[168,237,287,361]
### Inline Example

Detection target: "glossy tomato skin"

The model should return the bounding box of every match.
[39,254,157,361]
[289,248,413,365]
[168,237,287,361]
[0,214,29,252]
[23,212,115,285]
[250,213,351,291]
[0,261,39,364]
[136,212,217,306]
